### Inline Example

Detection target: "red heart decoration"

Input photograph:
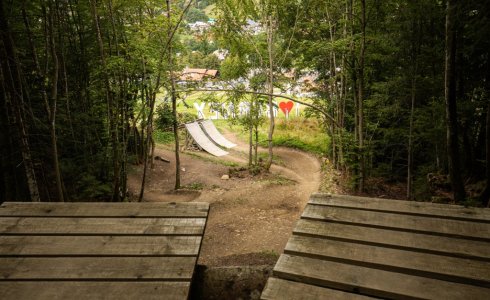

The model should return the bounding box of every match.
[279,101,294,115]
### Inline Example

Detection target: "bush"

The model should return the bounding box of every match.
[153,130,175,144]
[155,104,174,130]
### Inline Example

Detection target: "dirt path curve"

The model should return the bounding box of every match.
[128,128,322,266]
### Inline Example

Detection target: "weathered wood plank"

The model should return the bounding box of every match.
[0,236,201,256]
[0,202,209,218]
[0,217,206,235]
[0,257,195,280]
[284,235,490,286]
[261,277,376,300]
[310,193,490,222]
[274,254,490,300]
[302,205,490,240]
[293,219,490,260]
[0,282,190,300]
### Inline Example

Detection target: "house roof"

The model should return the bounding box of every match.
[179,68,218,81]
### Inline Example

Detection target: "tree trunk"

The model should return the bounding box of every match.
[265,14,275,172]
[249,101,253,168]
[90,0,120,201]
[0,58,18,201]
[168,0,181,190]
[358,0,366,192]
[0,0,41,202]
[407,76,416,200]
[407,18,420,201]
[47,3,65,202]
[139,66,149,202]
[444,0,466,202]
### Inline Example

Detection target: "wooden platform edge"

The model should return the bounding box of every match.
[309,193,490,222]
[0,202,210,218]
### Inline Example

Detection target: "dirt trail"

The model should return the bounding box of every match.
[127,129,321,266]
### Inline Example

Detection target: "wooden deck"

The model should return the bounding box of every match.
[0,201,209,300]
[261,193,490,299]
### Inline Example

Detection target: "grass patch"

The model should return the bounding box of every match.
[182,182,204,190]
[218,117,329,156]
[185,151,241,168]
[259,174,296,186]
[263,118,328,155]
[257,152,284,166]
[154,130,174,144]
[168,93,328,156]
[260,250,279,259]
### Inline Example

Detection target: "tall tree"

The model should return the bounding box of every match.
[357,0,366,192]
[0,0,41,202]
[444,0,466,202]
[46,2,65,202]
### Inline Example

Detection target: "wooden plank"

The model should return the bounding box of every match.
[0,236,201,256]
[310,193,490,222]
[284,235,490,287]
[273,254,490,300]
[294,219,490,260]
[302,205,490,240]
[0,282,190,300]
[0,257,195,280]
[0,217,206,235]
[0,202,209,218]
[261,277,375,300]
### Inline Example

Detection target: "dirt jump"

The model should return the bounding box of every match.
[128,128,322,267]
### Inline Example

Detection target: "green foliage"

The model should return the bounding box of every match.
[76,174,112,200]
[220,55,248,80]
[264,119,329,155]
[3,0,489,203]
[182,182,205,190]
[179,112,199,124]
[153,130,175,144]
[155,104,175,130]
[186,8,209,23]
[260,249,279,259]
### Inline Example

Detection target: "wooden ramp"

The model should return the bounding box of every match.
[0,201,210,300]
[200,120,237,149]
[262,193,490,300]
[185,121,228,157]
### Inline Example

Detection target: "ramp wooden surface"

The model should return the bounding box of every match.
[0,201,210,300]
[185,122,228,157]
[200,120,237,149]
[261,194,490,300]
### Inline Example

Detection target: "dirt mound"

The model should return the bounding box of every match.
[127,130,322,267]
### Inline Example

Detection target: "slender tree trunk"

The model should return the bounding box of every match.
[0,57,18,201]
[265,14,275,171]
[248,100,253,167]
[90,0,120,201]
[0,1,41,202]
[47,3,64,202]
[168,0,181,190]
[138,64,149,202]
[255,123,259,166]
[56,1,76,143]
[407,76,416,200]
[445,0,466,202]
[407,18,419,201]
[358,0,366,192]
